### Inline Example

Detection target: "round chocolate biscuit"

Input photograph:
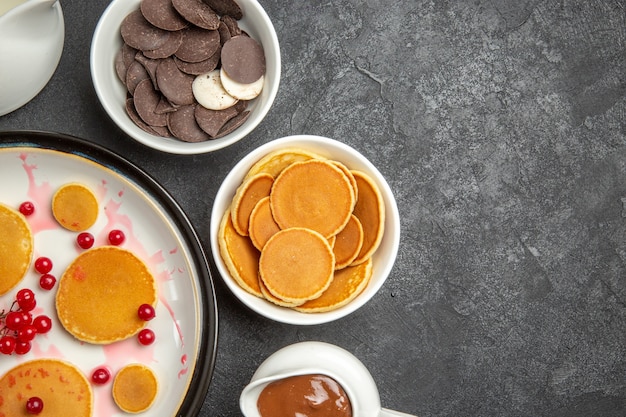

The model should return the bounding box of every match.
[125,60,150,95]
[156,57,195,106]
[174,48,220,75]
[195,104,239,137]
[214,110,250,138]
[141,0,189,31]
[134,79,168,127]
[172,0,220,30]
[134,52,160,88]
[175,26,220,63]
[121,9,170,51]
[204,0,243,19]
[143,29,183,59]
[126,98,158,135]
[221,36,265,84]
[167,104,211,142]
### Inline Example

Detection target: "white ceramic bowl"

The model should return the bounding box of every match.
[90,0,280,154]
[210,135,401,325]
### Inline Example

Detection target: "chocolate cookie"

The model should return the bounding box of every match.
[194,104,239,137]
[156,57,195,106]
[125,60,150,95]
[121,9,170,51]
[203,0,243,19]
[221,35,265,84]
[167,105,211,142]
[143,29,183,59]
[133,79,168,127]
[175,26,220,63]
[174,49,220,75]
[172,0,220,30]
[140,0,189,31]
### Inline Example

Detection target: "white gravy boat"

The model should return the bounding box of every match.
[0,0,64,116]
[240,341,417,417]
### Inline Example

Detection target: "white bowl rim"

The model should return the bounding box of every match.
[210,135,401,325]
[90,0,281,155]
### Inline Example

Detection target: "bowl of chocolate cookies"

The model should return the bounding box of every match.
[91,0,280,154]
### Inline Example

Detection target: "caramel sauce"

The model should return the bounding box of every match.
[257,374,352,417]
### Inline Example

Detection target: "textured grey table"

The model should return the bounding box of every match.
[1,0,624,416]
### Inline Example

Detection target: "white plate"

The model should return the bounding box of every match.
[0,131,217,416]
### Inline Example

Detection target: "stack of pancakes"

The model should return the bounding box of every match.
[219,148,385,312]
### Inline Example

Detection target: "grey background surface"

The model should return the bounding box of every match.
[1,0,624,416]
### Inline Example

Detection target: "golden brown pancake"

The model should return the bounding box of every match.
[218,209,262,297]
[112,364,158,413]
[333,214,364,270]
[258,274,305,308]
[56,246,157,344]
[0,203,33,295]
[231,172,274,236]
[350,171,385,266]
[248,196,280,251]
[244,148,324,179]
[295,257,372,313]
[270,160,355,239]
[330,160,358,202]
[52,183,99,232]
[0,359,92,417]
[259,227,335,304]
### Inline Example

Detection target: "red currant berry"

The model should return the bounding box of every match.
[21,311,33,325]
[137,304,156,321]
[108,229,125,246]
[16,288,36,311]
[5,311,26,330]
[18,325,37,342]
[14,340,31,355]
[34,257,53,274]
[0,336,16,355]
[26,396,44,414]
[91,367,111,385]
[33,315,52,334]
[77,232,95,249]
[137,328,155,346]
[39,273,56,290]
[19,201,35,216]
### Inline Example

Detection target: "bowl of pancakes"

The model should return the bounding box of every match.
[91,0,280,154]
[210,135,400,325]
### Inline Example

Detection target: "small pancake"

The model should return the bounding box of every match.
[330,160,358,203]
[218,209,262,297]
[56,246,157,344]
[0,359,92,417]
[258,274,304,308]
[333,214,364,270]
[52,183,99,232]
[295,257,372,313]
[230,172,274,236]
[244,148,324,180]
[248,196,280,251]
[259,227,335,304]
[113,364,158,413]
[350,171,385,265]
[270,160,355,239]
[0,203,33,295]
